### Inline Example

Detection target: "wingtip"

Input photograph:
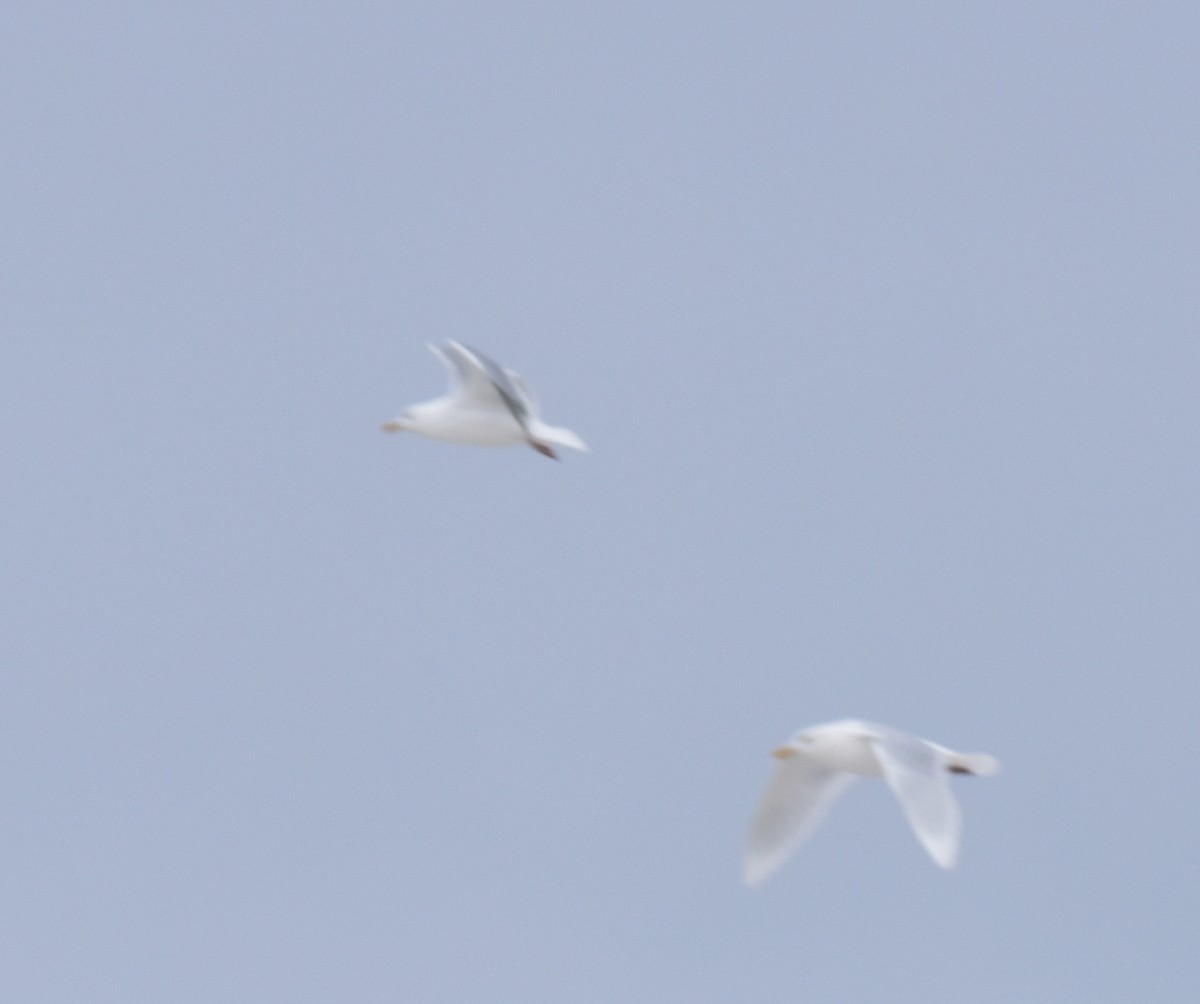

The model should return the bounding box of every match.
[742,855,777,889]
[918,830,961,869]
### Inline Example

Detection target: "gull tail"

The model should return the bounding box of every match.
[528,421,588,456]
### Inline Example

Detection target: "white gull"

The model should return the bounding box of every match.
[382,341,587,460]
[744,719,999,885]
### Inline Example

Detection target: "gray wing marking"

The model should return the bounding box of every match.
[452,342,533,432]
[503,368,539,417]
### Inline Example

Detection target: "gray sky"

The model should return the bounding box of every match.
[3,2,1198,1001]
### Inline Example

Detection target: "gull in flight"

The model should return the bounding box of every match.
[382,342,587,460]
[744,719,999,885]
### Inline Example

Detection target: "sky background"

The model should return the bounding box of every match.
[3,2,1198,1001]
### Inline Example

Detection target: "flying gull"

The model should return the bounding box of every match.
[744,719,999,885]
[382,341,587,460]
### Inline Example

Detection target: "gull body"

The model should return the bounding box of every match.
[744,719,999,886]
[382,341,587,460]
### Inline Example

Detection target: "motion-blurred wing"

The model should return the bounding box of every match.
[452,341,532,430]
[503,367,539,417]
[744,757,855,887]
[428,342,508,412]
[871,732,961,868]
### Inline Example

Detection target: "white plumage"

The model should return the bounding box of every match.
[382,341,587,460]
[744,719,999,886]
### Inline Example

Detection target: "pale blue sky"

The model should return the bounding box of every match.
[3,3,1198,1001]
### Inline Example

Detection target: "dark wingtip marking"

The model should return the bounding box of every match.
[948,765,972,774]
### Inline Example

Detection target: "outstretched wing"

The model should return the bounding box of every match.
[871,731,961,868]
[449,341,533,432]
[744,756,855,887]
[427,342,507,411]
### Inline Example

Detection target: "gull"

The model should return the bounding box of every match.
[381,341,587,460]
[744,719,999,885]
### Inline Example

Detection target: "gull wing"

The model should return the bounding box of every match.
[870,731,961,868]
[503,367,539,417]
[449,341,533,431]
[427,342,508,412]
[744,755,856,887]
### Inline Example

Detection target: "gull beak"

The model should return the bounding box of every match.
[772,745,798,759]
[381,419,404,433]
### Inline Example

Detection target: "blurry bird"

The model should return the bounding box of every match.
[744,719,999,885]
[382,341,587,460]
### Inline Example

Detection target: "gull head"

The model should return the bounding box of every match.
[381,408,418,433]
[772,720,882,776]
[772,728,818,758]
